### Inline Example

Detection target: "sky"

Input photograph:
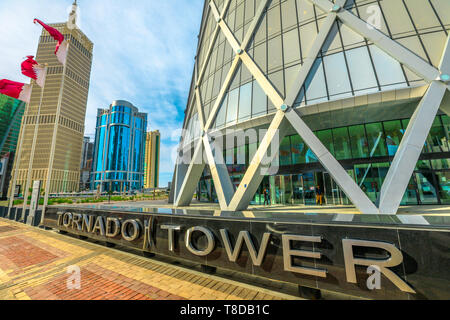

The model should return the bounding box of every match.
[0,0,204,188]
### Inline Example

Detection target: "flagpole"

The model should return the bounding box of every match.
[21,64,48,221]
[41,42,69,225]
[7,86,34,218]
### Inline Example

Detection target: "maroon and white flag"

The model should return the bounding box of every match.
[21,56,46,87]
[0,79,31,103]
[33,18,68,65]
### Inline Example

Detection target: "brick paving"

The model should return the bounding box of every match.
[0,218,299,300]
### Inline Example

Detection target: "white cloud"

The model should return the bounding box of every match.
[0,0,203,187]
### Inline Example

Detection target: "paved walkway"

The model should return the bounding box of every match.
[0,218,299,300]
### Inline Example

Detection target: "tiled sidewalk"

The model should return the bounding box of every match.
[0,218,299,300]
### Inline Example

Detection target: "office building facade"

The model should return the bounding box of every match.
[10,2,93,195]
[80,136,94,190]
[173,0,450,214]
[0,94,26,198]
[91,100,147,193]
[144,130,160,189]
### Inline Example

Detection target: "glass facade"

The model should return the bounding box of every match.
[0,94,26,198]
[184,0,450,141]
[0,94,25,157]
[91,101,147,192]
[199,113,450,206]
[184,0,450,210]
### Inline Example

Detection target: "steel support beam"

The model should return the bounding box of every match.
[378,34,450,213]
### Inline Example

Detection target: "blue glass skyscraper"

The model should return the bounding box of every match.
[91,100,147,193]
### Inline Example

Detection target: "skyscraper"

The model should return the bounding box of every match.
[173,0,450,214]
[10,1,93,197]
[0,94,26,199]
[80,136,94,190]
[144,130,160,189]
[91,100,147,193]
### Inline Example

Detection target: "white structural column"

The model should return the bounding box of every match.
[378,35,450,214]
[227,111,288,211]
[174,139,205,206]
[202,134,234,208]
[173,0,232,207]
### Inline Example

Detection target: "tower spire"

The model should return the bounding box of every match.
[68,0,78,27]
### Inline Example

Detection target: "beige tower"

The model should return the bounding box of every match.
[144,131,160,189]
[10,1,93,196]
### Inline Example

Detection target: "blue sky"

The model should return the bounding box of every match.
[0,0,204,187]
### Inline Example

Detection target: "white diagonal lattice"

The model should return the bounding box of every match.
[174,0,450,214]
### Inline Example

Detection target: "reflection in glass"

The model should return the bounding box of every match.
[369,45,407,90]
[383,120,404,156]
[345,46,378,94]
[304,58,328,104]
[365,122,387,157]
[252,80,267,117]
[332,127,352,160]
[323,52,353,99]
[416,172,439,204]
[238,82,252,121]
[279,136,292,166]
[349,125,369,158]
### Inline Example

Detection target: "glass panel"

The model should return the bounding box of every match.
[404,0,441,31]
[292,174,305,205]
[430,0,450,26]
[355,162,389,202]
[215,94,228,128]
[299,21,318,59]
[267,5,281,37]
[279,136,292,166]
[283,29,301,65]
[107,125,130,172]
[281,0,298,31]
[369,45,407,89]
[252,80,267,117]
[284,63,301,95]
[424,117,449,153]
[431,159,450,170]
[400,177,419,205]
[436,171,450,204]
[416,172,439,204]
[379,0,414,36]
[383,120,404,156]
[304,58,328,104]
[332,127,352,160]
[226,88,239,124]
[290,134,317,164]
[365,122,387,157]
[349,125,369,158]
[316,129,334,156]
[268,69,285,98]
[238,82,252,121]
[302,172,316,205]
[267,35,283,71]
[345,46,379,94]
[421,32,448,69]
[323,52,353,99]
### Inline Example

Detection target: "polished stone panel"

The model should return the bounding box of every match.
[40,205,450,300]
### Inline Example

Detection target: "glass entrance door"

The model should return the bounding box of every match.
[303,172,316,205]
[292,174,305,205]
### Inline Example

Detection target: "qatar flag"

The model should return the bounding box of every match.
[21,56,46,87]
[0,79,32,103]
[34,18,68,65]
